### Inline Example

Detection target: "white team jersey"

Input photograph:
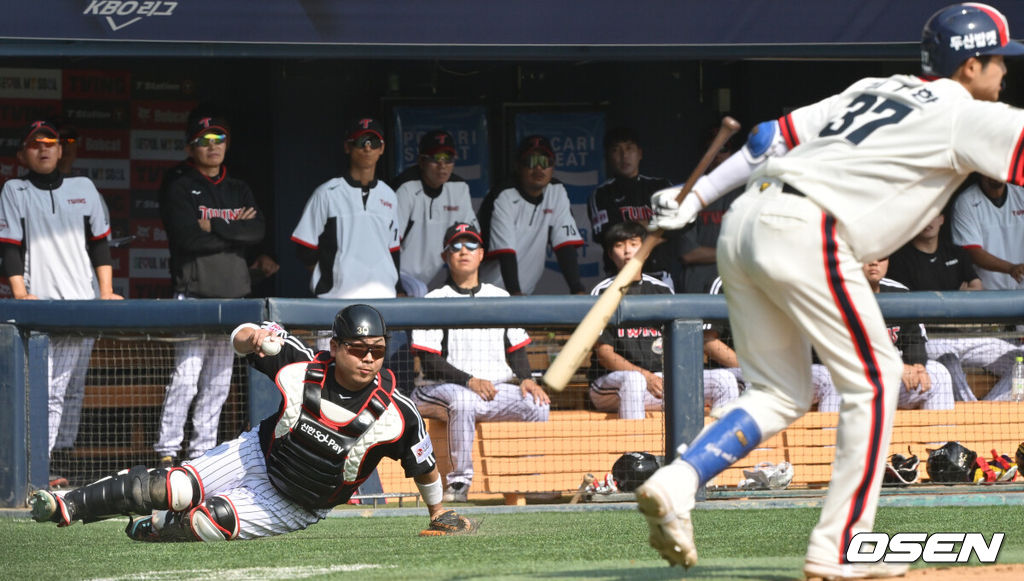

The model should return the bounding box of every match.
[291,177,400,298]
[410,282,531,384]
[763,75,1024,261]
[951,182,1024,290]
[394,178,478,288]
[0,176,110,299]
[480,182,583,294]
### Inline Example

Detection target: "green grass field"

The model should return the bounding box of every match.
[2,505,1021,580]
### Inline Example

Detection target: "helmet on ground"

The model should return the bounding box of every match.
[332,304,387,340]
[611,452,660,492]
[926,441,977,483]
[921,3,1024,78]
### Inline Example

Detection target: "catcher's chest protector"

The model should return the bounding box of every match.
[267,354,399,510]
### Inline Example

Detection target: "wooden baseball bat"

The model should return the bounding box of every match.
[542,116,742,392]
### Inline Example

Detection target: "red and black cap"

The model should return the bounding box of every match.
[20,120,59,146]
[516,135,555,163]
[347,117,385,141]
[443,222,483,248]
[187,116,230,142]
[419,129,457,156]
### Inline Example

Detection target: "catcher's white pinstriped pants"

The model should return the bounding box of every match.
[181,427,327,539]
[155,337,234,459]
[715,185,903,566]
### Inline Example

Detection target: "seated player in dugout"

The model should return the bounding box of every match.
[29,305,473,541]
[478,135,586,295]
[589,222,739,420]
[410,223,550,502]
[813,257,955,412]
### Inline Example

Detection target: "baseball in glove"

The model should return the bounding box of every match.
[419,509,478,536]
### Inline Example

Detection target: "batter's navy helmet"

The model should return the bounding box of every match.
[612,452,660,492]
[922,3,1024,78]
[332,304,387,340]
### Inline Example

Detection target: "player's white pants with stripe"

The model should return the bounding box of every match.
[412,382,549,488]
[813,362,954,411]
[48,336,96,454]
[156,336,233,459]
[926,337,1023,401]
[183,427,327,539]
[590,370,739,419]
[716,185,903,566]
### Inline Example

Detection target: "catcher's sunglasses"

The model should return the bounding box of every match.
[342,341,386,360]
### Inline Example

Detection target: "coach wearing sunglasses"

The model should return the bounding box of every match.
[156,112,270,468]
[292,117,402,302]
[479,135,585,295]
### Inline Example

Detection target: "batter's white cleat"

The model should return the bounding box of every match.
[803,559,909,580]
[635,462,698,568]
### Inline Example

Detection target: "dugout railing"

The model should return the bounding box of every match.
[1,292,1022,507]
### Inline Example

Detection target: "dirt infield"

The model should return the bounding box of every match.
[903,564,1024,579]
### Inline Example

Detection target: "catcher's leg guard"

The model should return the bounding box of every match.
[58,465,203,524]
[143,496,239,542]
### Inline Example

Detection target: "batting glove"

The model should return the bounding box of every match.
[649,185,704,231]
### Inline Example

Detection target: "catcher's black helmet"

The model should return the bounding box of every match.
[926,441,977,483]
[332,304,387,340]
[611,452,660,492]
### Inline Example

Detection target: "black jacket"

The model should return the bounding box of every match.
[159,161,265,298]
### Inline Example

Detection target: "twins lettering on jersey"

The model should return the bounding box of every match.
[886,325,902,344]
[619,206,654,222]
[67,198,87,205]
[198,206,248,221]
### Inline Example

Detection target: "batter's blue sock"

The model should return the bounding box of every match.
[679,408,762,484]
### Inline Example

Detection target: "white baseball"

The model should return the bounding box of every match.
[261,336,283,356]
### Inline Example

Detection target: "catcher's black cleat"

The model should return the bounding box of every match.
[125,516,159,542]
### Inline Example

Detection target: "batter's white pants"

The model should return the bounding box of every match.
[813,361,954,411]
[181,427,327,539]
[715,184,904,566]
[926,337,1023,401]
[412,382,550,489]
[48,336,96,454]
[156,337,234,459]
[590,369,739,419]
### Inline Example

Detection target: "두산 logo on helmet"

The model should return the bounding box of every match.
[949,30,999,51]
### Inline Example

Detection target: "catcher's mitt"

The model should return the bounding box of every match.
[419,509,478,537]
[883,448,919,486]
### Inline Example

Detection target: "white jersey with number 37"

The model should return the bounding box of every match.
[761,75,1024,261]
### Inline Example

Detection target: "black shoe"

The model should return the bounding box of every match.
[126,516,158,542]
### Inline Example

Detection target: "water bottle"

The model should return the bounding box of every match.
[1012,356,1024,403]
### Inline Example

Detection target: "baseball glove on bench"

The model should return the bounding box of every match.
[419,509,478,536]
